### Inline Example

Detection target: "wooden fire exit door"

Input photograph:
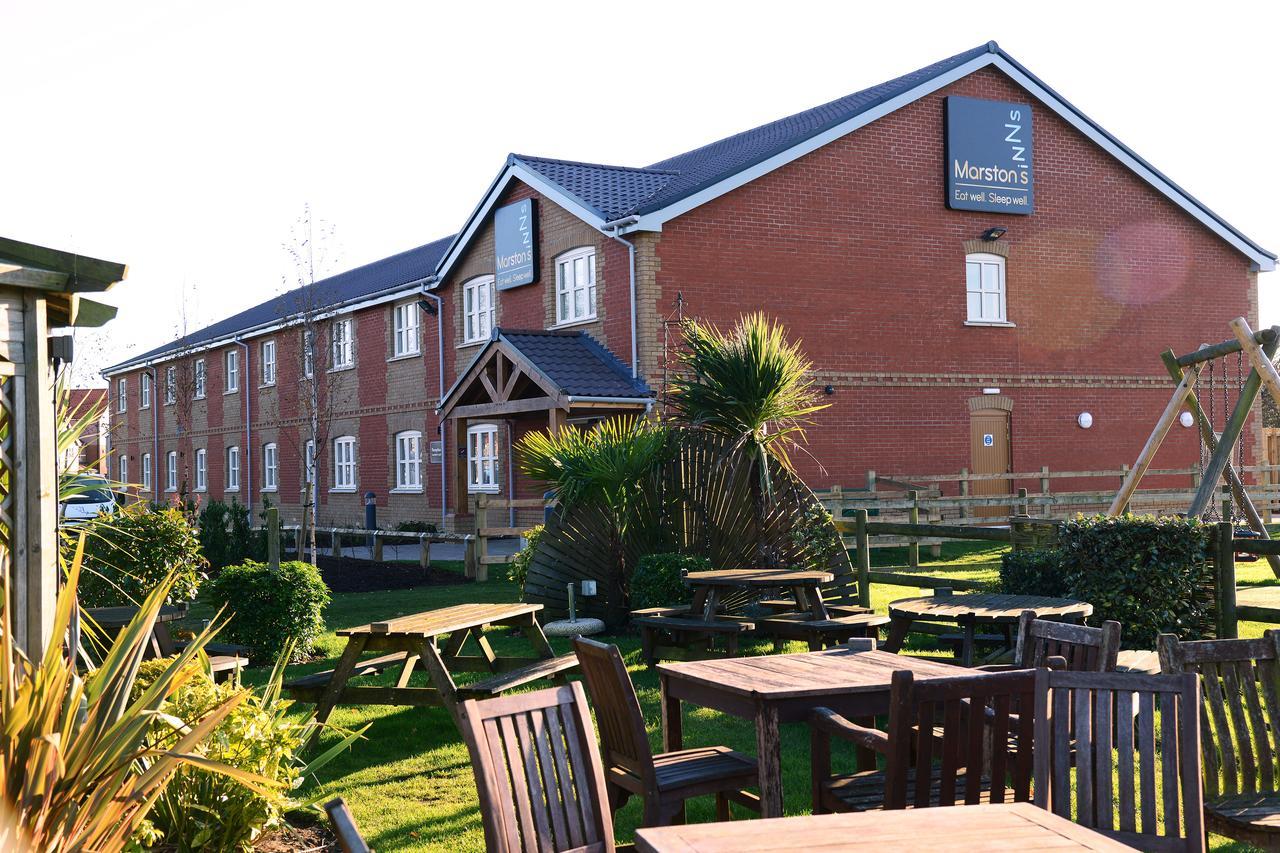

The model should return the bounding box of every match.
[970,407,1012,518]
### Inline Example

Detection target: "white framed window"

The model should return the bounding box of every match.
[140,372,151,409]
[141,452,152,491]
[393,303,420,357]
[304,439,317,505]
[119,453,128,486]
[117,378,127,413]
[467,424,500,493]
[555,247,597,325]
[262,442,278,491]
[965,253,1008,324]
[194,359,206,399]
[225,349,239,393]
[395,430,422,491]
[330,318,354,370]
[195,448,207,491]
[332,435,356,491]
[463,276,495,344]
[165,451,177,492]
[165,366,177,404]
[261,339,276,386]
[226,445,240,491]
[302,330,314,378]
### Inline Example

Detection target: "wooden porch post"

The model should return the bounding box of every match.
[548,407,566,434]
[452,416,468,516]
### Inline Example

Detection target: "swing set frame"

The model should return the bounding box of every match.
[1111,317,1280,576]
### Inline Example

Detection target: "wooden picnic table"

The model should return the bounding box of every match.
[685,569,835,621]
[882,592,1093,667]
[634,802,1134,851]
[658,647,960,817]
[283,602,577,733]
[85,604,188,658]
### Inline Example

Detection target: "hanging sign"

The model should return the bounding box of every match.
[494,198,538,289]
[945,96,1034,215]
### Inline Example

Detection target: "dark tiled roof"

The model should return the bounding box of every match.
[500,329,651,398]
[107,234,454,372]
[512,156,677,221]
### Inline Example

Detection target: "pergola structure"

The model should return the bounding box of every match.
[0,235,125,658]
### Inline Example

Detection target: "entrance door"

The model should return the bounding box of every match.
[970,408,1012,519]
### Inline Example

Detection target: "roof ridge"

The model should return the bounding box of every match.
[512,153,679,176]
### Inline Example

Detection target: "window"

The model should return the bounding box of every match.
[140,373,151,409]
[393,303,420,357]
[165,451,177,492]
[467,424,500,493]
[141,453,152,491]
[302,330,314,378]
[965,253,1007,324]
[304,440,316,505]
[117,378,127,413]
[194,359,206,399]
[395,430,422,490]
[333,436,356,490]
[330,318,353,369]
[119,453,128,486]
[195,448,207,491]
[463,276,495,344]
[555,248,597,325]
[261,340,276,386]
[225,349,239,392]
[165,366,176,404]
[226,445,240,491]
[262,442,278,491]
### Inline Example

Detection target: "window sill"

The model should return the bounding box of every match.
[225,488,240,493]
[193,396,206,402]
[328,365,355,374]
[224,389,239,396]
[964,320,1017,328]
[549,316,598,331]
[457,339,486,350]
[260,383,276,389]
[165,488,176,493]
[193,487,207,493]
[329,487,357,494]
[387,352,421,363]
[260,487,278,493]
[390,486,424,494]
[468,486,502,494]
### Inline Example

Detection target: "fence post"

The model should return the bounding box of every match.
[419,534,431,572]
[1216,520,1238,639]
[959,468,969,523]
[866,469,877,493]
[1017,487,1029,517]
[372,531,384,562]
[464,535,480,581]
[907,490,920,569]
[475,494,489,581]
[266,506,280,571]
[854,509,871,609]
[330,529,341,558]
[1040,466,1050,496]
[1010,515,1029,552]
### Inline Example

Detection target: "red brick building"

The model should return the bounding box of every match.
[103,42,1275,529]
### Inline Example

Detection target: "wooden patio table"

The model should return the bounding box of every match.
[684,569,835,620]
[882,592,1093,667]
[85,604,188,659]
[657,647,960,818]
[634,801,1134,851]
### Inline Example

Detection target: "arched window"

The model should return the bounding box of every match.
[965,253,1007,324]
[395,430,423,491]
[555,247,596,325]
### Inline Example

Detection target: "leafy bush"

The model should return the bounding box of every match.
[792,502,846,571]
[199,498,264,570]
[1000,548,1067,597]
[395,519,439,535]
[1058,514,1213,648]
[509,524,544,590]
[630,553,710,610]
[206,561,330,663]
[77,504,206,607]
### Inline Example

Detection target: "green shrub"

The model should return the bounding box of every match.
[791,502,845,571]
[77,504,206,607]
[205,561,330,663]
[1000,548,1067,597]
[1058,514,1213,648]
[509,524,544,590]
[630,553,710,610]
[395,519,439,535]
[198,498,264,570]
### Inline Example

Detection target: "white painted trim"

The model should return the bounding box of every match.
[554,246,598,326]
[462,275,496,345]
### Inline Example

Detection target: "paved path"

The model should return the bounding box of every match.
[289,537,522,564]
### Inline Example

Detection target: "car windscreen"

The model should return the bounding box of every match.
[64,485,114,504]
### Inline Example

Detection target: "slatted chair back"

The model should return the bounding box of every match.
[1014,610,1121,671]
[460,683,617,853]
[571,637,657,791]
[1033,669,1204,852]
[882,668,1036,809]
[1157,631,1280,800]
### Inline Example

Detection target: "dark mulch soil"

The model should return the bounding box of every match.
[254,821,339,852]
[314,554,470,594]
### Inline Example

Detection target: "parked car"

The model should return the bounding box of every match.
[60,475,119,525]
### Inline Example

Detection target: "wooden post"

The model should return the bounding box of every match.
[266,506,280,571]
[330,529,341,558]
[464,536,479,580]
[475,493,489,581]
[866,469,877,493]
[854,509,871,609]
[419,534,431,572]
[372,531,383,562]
[1017,487,1029,517]
[907,490,920,570]
[1040,466,1050,496]
[1190,364,1265,517]
[959,468,969,523]
[1109,363,1203,517]
[1215,521,1238,639]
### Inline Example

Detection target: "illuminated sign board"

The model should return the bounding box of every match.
[945,96,1034,215]
[494,199,537,289]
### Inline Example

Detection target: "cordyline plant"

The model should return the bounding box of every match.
[0,537,276,852]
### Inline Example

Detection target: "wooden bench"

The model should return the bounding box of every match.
[759,599,872,617]
[633,615,754,666]
[757,613,889,652]
[283,651,410,698]
[456,653,579,699]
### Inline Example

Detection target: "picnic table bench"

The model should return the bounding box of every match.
[85,604,249,680]
[284,602,577,734]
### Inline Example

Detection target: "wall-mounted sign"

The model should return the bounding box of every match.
[945,96,1034,215]
[494,198,537,289]
[429,440,443,465]
[983,434,995,447]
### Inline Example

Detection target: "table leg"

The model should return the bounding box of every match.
[660,674,682,752]
[961,621,976,668]
[415,637,463,726]
[799,585,829,620]
[518,614,565,683]
[308,634,369,746]
[755,701,784,818]
[395,654,418,688]
[882,616,913,653]
[700,586,722,622]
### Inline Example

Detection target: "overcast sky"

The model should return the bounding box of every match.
[5,1,1278,384]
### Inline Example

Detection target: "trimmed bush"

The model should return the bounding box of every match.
[1000,548,1067,597]
[1058,514,1213,648]
[198,498,264,570]
[630,553,711,611]
[509,524,543,591]
[205,561,330,663]
[77,504,207,607]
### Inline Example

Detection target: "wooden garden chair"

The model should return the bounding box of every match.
[1158,631,1280,850]
[460,682,625,853]
[323,797,372,853]
[1033,668,1204,852]
[809,668,1036,814]
[980,610,1121,672]
[571,637,760,825]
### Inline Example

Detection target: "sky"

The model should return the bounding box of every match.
[4,1,1278,385]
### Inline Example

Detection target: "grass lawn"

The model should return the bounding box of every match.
[191,542,1280,852]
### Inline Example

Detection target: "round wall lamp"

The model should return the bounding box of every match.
[824,385,835,396]
[1179,411,1195,428]
[1077,412,1093,429]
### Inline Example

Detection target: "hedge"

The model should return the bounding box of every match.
[205,560,330,663]
[630,553,711,611]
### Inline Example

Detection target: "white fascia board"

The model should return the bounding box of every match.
[430,162,609,289]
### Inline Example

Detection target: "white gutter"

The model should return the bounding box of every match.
[566,395,655,405]
[601,216,640,379]
[234,338,252,518]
